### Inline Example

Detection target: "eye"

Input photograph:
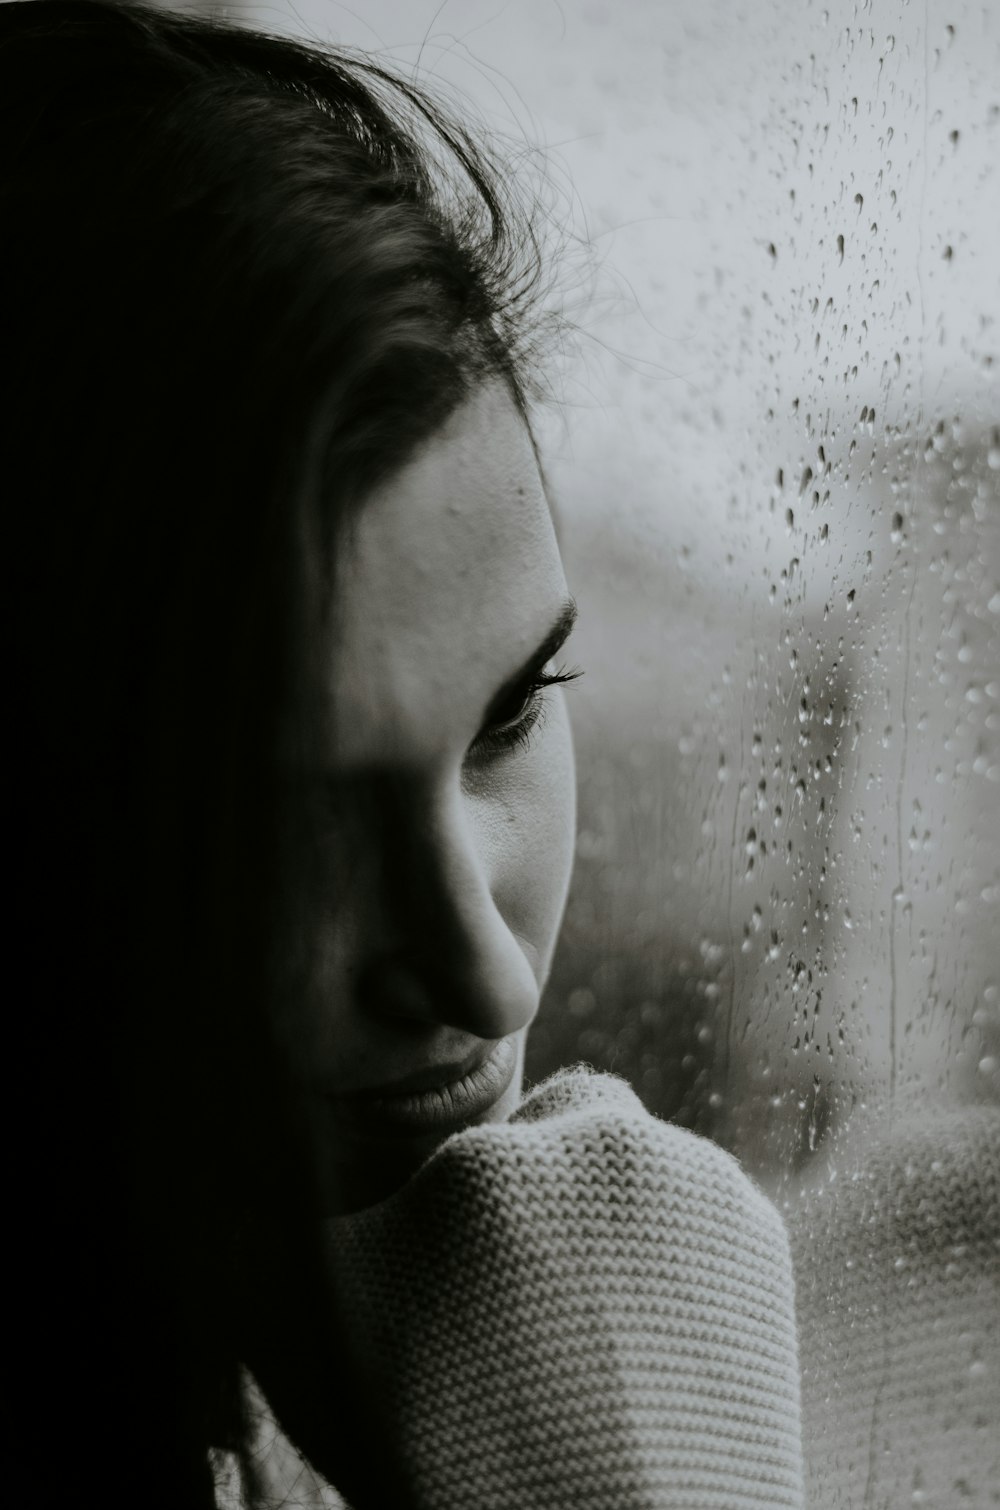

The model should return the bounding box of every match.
[469,663,582,760]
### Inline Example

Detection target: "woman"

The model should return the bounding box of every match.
[5,4,803,1506]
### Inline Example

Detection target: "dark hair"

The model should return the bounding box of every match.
[3,3,550,1503]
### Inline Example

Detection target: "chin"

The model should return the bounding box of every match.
[320,1034,528,1216]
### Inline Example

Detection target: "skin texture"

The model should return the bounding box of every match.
[281,383,578,1213]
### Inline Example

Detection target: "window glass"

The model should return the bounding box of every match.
[228,0,998,1499]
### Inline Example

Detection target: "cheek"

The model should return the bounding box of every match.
[486,692,577,978]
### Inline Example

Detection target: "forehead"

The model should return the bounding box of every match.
[330,384,567,767]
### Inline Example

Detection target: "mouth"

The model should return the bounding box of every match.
[333,1037,518,1137]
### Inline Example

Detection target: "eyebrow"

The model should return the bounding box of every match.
[484,596,579,719]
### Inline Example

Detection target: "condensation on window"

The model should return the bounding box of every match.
[228,0,997,1501]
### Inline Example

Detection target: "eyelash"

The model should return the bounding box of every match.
[471,664,583,760]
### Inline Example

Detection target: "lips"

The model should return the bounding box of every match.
[334,1037,518,1137]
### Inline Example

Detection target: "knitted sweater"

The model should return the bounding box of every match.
[215,1066,804,1508]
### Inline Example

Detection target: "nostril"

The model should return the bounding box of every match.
[355,952,460,1026]
[355,943,538,1040]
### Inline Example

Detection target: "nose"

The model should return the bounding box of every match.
[354,777,539,1041]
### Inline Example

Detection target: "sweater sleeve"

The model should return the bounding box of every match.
[325,1065,805,1510]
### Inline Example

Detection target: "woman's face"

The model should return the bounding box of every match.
[286,383,578,1213]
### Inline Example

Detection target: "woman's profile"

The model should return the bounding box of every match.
[5,3,804,1506]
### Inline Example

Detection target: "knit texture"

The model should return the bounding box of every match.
[325,1066,804,1509]
[786,1103,1000,1509]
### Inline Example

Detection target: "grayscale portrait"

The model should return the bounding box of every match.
[7,1,997,1506]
